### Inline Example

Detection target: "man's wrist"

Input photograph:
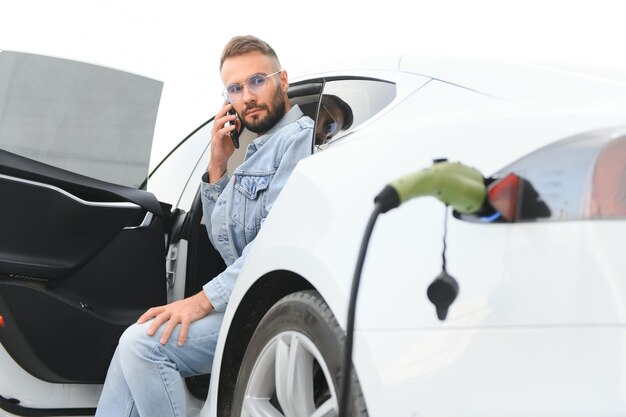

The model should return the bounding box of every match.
[195,291,213,313]
[208,166,227,184]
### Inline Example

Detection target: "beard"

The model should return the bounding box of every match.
[241,84,286,134]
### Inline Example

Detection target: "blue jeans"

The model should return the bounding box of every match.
[95,311,224,417]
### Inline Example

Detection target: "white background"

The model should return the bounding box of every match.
[1,0,625,168]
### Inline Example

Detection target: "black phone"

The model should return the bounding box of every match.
[227,109,240,149]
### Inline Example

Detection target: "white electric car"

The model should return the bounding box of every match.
[1,50,626,417]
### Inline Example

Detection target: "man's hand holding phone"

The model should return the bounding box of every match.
[227,109,240,149]
[208,103,241,183]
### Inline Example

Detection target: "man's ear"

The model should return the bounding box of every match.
[280,70,289,93]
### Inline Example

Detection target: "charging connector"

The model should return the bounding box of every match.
[338,161,487,417]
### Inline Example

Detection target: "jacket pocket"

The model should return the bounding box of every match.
[232,174,271,241]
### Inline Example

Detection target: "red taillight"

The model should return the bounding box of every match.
[589,135,626,218]
[0,315,5,327]
[488,173,520,222]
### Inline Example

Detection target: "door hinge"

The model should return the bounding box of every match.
[165,246,177,288]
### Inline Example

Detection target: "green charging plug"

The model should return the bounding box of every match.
[375,161,487,214]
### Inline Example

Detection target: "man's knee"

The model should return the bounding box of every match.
[118,322,157,364]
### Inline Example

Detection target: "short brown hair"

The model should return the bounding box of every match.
[220,35,281,71]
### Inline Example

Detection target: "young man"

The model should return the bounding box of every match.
[95,35,314,417]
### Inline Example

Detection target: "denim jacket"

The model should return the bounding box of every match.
[200,105,313,312]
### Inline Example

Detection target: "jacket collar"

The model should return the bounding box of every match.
[250,105,304,150]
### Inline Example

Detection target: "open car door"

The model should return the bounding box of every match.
[0,51,166,415]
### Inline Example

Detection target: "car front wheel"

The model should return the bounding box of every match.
[230,290,368,417]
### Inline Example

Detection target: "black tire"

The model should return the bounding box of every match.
[230,290,368,417]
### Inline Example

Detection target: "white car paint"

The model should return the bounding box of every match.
[197,57,626,416]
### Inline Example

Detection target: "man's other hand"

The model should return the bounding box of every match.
[137,291,213,347]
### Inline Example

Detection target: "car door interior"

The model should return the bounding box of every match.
[0,149,167,383]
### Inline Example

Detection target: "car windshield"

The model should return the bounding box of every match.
[0,50,162,188]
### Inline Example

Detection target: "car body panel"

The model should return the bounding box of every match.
[358,327,626,416]
[202,97,626,416]
[399,54,626,101]
[229,103,626,327]
[0,343,101,409]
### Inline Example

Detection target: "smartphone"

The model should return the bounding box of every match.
[227,109,240,149]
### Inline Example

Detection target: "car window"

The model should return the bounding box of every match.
[315,79,396,148]
[0,51,162,189]
[148,120,212,210]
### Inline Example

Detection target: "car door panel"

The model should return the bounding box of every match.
[1,173,146,278]
[0,150,167,384]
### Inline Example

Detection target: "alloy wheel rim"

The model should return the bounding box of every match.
[241,330,339,417]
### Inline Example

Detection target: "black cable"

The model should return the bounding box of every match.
[339,202,383,417]
[441,205,449,272]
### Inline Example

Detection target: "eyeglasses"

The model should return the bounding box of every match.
[222,71,282,103]
[321,104,338,141]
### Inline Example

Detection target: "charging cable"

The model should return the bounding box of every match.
[338,161,487,417]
